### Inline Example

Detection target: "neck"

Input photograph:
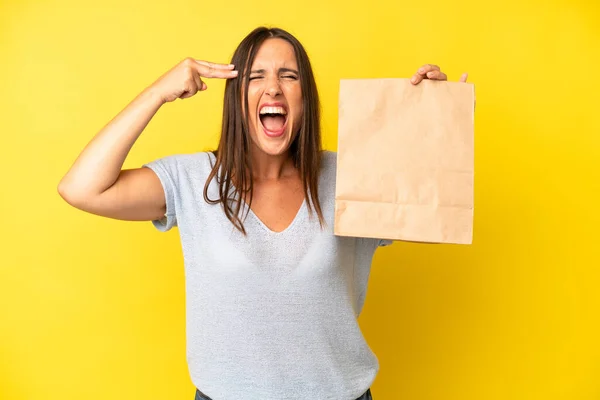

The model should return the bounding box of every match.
[250,148,296,181]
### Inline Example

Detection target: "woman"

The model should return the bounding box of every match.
[58,27,468,400]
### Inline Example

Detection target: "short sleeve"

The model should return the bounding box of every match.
[142,156,179,232]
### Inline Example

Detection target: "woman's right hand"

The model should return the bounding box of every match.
[149,58,238,104]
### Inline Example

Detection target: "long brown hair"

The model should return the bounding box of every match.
[203,27,324,234]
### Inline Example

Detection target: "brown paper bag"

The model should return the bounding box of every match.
[334,78,475,244]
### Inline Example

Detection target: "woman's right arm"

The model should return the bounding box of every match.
[57,58,237,221]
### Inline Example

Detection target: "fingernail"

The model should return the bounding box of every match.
[427,71,434,77]
[419,68,425,73]
[411,77,417,84]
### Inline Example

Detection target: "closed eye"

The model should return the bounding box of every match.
[249,75,297,81]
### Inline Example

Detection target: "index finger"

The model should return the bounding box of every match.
[195,63,239,79]
[195,60,235,70]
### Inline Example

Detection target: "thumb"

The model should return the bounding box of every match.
[459,72,468,83]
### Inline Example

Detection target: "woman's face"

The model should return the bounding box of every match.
[245,38,303,157]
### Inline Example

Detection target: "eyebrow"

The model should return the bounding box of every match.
[250,68,299,75]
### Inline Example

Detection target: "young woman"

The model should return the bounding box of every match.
[58,26,468,400]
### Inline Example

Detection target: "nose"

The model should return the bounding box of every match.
[265,76,282,97]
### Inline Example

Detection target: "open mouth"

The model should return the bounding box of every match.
[258,104,288,138]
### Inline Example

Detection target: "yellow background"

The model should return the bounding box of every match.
[1,0,599,399]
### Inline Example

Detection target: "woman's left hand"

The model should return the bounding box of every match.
[410,64,468,85]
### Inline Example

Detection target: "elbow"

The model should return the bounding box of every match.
[57,179,77,206]
[57,179,88,209]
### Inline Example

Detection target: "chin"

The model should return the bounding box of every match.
[254,137,293,157]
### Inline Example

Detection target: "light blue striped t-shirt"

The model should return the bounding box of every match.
[143,150,391,400]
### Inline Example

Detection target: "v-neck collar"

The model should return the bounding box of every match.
[207,152,308,235]
[245,197,306,235]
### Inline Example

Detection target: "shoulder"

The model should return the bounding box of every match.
[317,150,338,197]
[320,150,337,174]
[142,151,216,195]
[144,151,214,176]
[162,151,214,167]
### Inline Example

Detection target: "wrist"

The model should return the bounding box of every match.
[141,86,167,107]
